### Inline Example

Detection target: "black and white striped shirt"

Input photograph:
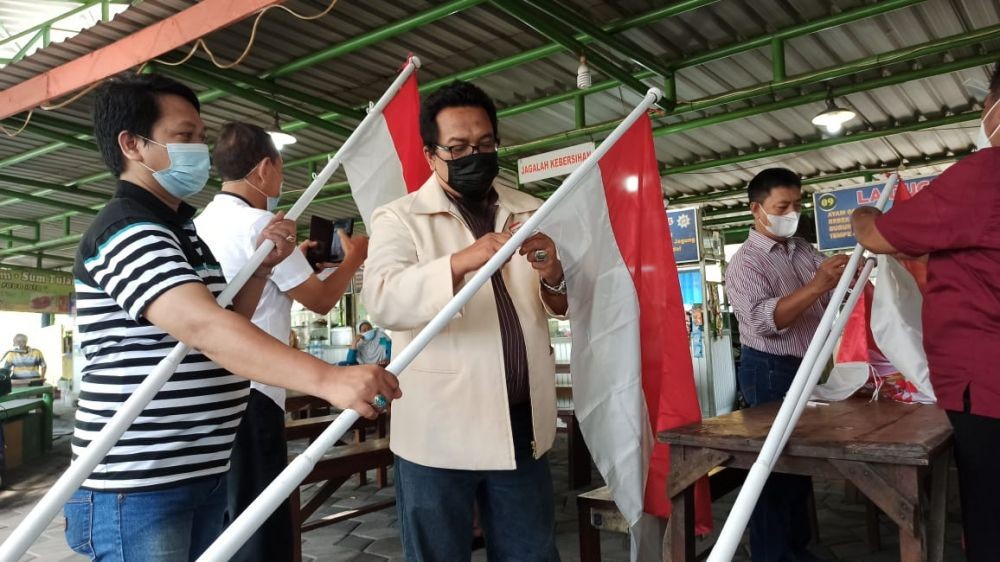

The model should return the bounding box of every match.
[72,181,249,491]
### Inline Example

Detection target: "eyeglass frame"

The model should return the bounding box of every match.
[431,137,501,160]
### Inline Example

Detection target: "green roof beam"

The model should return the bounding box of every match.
[491,0,655,101]
[423,0,921,93]
[663,112,976,176]
[0,0,925,178]
[152,63,355,138]
[0,185,99,214]
[0,1,100,48]
[180,58,364,120]
[521,0,676,79]
[497,22,1000,123]
[0,232,37,244]
[0,234,83,257]
[501,49,997,157]
[670,151,970,205]
[265,0,487,79]
[0,218,40,228]
[0,172,109,201]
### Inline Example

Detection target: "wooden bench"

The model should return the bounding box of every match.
[285,413,390,487]
[576,467,748,562]
[284,413,394,562]
[289,437,394,562]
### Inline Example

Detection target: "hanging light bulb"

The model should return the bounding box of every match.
[267,112,297,150]
[577,55,591,90]
[811,97,856,136]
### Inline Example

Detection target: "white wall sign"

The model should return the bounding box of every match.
[517,142,595,184]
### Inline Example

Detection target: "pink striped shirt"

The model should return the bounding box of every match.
[726,229,828,358]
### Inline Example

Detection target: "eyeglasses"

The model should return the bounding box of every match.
[433,138,500,159]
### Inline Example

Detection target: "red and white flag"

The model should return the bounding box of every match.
[813,180,935,404]
[537,113,711,557]
[869,182,934,402]
[342,66,427,227]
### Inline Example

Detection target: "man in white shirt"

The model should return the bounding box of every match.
[195,122,368,562]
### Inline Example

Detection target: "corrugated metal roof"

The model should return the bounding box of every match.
[0,0,130,64]
[0,0,998,270]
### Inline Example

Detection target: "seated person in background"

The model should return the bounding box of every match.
[195,121,370,562]
[346,321,390,367]
[1,334,46,385]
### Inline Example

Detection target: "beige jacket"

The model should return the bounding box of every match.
[362,175,559,470]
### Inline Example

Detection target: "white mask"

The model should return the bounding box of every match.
[762,211,800,239]
[977,97,1000,150]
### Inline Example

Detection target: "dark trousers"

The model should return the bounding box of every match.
[947,396,1000,562]
[738,347,815,562]
[394,404,559,562]
[225,390,293,562]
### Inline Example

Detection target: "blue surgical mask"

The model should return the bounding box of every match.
[268,182,283,213]
[139,138,210,199]
[362,330,377,342]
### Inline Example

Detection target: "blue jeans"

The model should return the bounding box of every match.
[394,410,559,562]
[738,347,816,562]
[64,475,228,561]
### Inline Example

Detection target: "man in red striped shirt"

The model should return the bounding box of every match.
[725,168,846,562]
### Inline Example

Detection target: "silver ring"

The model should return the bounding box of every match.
[372,393,388,412]
[285,235,295,243]
[533,250,549,262]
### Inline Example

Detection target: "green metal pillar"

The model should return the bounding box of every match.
[575,95,586,129]
[663,72,677,111]
[771,38,785,81]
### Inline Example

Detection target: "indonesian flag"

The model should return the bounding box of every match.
[537,114,711,557]
[342,67,427,227]
[869,182,934,401]
[813,179,935,403]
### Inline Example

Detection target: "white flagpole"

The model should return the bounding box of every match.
[196,87,664,562]
[708,173,899,562]
[0,57,422,562]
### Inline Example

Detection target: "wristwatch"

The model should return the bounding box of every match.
[541,275,567,295]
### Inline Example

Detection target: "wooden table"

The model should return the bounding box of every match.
[659,399,953,562]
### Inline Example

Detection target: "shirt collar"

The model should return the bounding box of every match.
[115,180,197,224]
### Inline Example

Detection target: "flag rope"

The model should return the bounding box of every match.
[708,173,900,562]
[196,86,664,561]
[0,57,422,562]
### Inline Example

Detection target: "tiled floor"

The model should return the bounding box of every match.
[0,403,966,561]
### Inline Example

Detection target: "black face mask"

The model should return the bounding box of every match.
[443,152,498,200]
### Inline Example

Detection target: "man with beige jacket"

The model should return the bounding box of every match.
[363,81,568,561]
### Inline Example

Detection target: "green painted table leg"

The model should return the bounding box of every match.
[41,387,52,452]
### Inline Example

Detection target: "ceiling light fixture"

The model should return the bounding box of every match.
[577,55,591,90]
[811,98,856,135]
[267,113,297,150]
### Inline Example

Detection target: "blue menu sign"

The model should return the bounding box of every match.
[667,208,700,263]
[813,174,938,251]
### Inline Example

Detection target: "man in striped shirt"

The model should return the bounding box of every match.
[66,73,400,561]
[725,168,846,562]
